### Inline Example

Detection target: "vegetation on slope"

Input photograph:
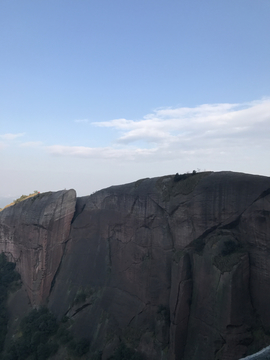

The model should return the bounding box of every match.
[108,343,145,360]
[0,254,90,360]
[0,253,21,354]
[173,169,197,182]
[0,192,39,212]
[2,307,90,360]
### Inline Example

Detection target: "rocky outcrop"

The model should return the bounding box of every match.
[0,190,76,305]
[1,172,270,360]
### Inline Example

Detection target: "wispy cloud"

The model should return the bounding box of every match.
[20,141,43,148]
[93,99,270,144]
[48,145,157,160]
[74,119,89,123]
[47,98,270,161]
[0,133,25,140]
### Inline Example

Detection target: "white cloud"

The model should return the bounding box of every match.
[0,133,25,140]
[47,145,158,160]
[20,141,43,148]
[47,98,270,162]
[74,119,89,123]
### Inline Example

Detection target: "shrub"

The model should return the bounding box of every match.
[5,308,59,360]
[56,327,72,344]
[36,342,58,360]
[68,338,90,357]
[0,253,21,354]
[174,171,197,182]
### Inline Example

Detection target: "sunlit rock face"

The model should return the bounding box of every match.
[1,172,270,360]
[0,189,76,305]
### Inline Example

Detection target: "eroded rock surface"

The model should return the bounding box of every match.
[47,172,270,360]
[1,172,270,360]
[0,189,76,305]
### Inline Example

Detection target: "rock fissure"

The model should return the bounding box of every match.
[130,196,139,215]
[31,223,48,230]
[218,186,270,234]
[49,240,68,296]
[172,314,190,327]
[111,286,146,305]
[71,303,92,317]
[127,307,146,327]
[169,200,190,217]
[71,202,85,223]
[148,196,169,215]
[173,278,191,320]
[190,315,221,334]
[215,272,221,295]
[256,188,270,202]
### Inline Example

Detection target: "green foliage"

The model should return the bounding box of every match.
[13,192,39,205]
[108,343,144,360]
[12,190,39,205]
[3,305,91,360]
[0,253,21,354]
[56,327,72,344]
[0,257,91,359]
[68,338,90,357]
[1,191,40,212]
[4,307,59,360]
[174,170,196,182]
[13,195,28,204]
[36,342,58,360]
[20,307,58,337]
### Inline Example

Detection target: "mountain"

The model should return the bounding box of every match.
[0,196,15,209]
[1,171,270,360]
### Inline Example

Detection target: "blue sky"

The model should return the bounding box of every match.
[1,0,270,206]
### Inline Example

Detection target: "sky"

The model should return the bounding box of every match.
[1,0,270,206]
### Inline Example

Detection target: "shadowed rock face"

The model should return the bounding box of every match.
[0,189,76,305]
[1,172,270,360]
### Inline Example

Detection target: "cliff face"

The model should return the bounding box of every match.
[1,172,270,360]
[0,190,76,305]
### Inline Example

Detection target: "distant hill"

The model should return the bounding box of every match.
[0,196,14,209]
[0,192,39,211]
